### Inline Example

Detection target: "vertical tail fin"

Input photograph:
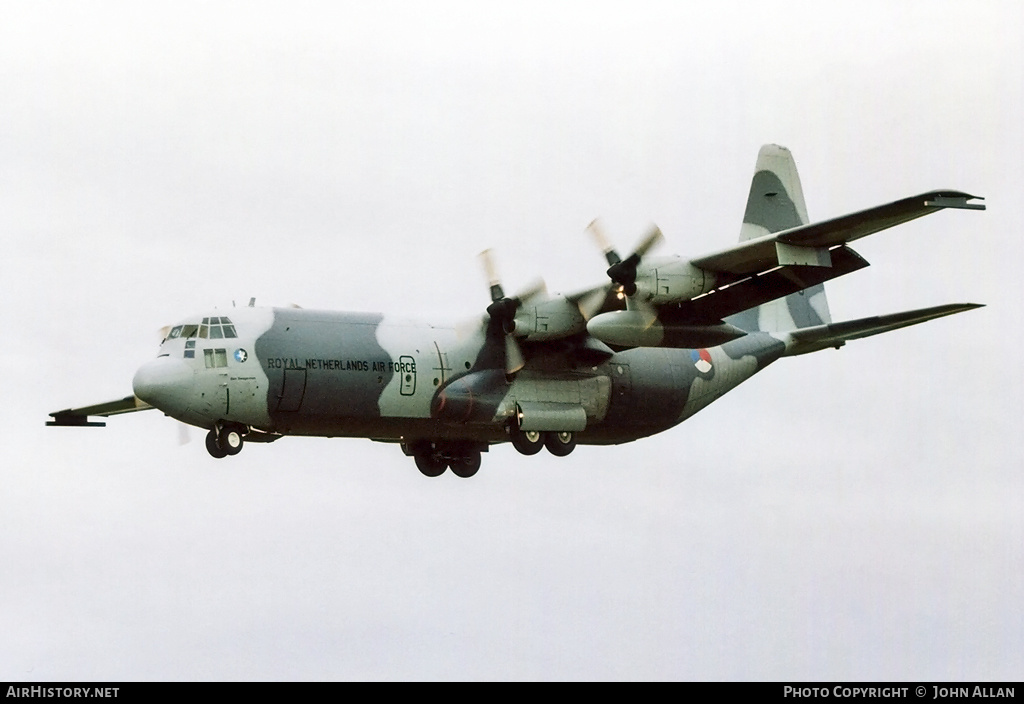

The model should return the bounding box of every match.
[727,144,832,333]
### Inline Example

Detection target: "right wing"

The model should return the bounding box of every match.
[47,396,152,427]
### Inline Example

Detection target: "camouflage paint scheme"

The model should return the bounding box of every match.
[135,306,787,446]
[49,145,985,474]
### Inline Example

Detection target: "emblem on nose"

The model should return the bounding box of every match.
[234,349,248,363]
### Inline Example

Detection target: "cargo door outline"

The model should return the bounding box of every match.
[277,368,307,412]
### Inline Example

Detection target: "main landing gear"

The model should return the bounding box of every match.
[407,427,577,477]
[509,425,577,458]
[205,423,247,459]
[405,440,484,478]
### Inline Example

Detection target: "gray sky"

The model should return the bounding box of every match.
[2,0,1021,680]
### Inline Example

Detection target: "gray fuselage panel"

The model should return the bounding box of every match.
[255,310,395,434]
[249,308,787,445]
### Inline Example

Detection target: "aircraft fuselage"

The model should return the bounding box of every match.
[132,306,786,460]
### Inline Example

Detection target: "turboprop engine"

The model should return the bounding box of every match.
[625,256,718,305]
[586,310,747,349]
[511,295,588,341]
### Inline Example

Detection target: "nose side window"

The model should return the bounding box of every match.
[203,348,229,368]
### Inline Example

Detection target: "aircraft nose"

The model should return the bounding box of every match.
[133,356,194,416]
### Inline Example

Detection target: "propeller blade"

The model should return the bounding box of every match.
[479,248,504,301]
[577,286,613,320]
[632,225,664,259]
[177,422,192,446]
[504,334,526,374]
[586,219,621,266]
[514,278,547,305]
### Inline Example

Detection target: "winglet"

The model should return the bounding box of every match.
[924,194,986,210]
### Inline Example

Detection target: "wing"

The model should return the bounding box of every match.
[690,190,985,278]
[47,395,152,427]
[585,181,984,348]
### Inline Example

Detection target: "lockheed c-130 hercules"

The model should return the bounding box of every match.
[48,145,985,478]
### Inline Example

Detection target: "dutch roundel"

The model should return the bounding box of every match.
[691,348,713,373]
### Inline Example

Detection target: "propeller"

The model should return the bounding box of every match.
[479,249,545,375]
[586,219,663,296]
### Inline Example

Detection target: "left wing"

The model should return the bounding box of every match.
[47,396,152,427]
[690,190,985,277]
[584,188,985,347]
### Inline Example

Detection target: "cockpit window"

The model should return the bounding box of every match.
[167,317,238,344]
[200,317,237,339]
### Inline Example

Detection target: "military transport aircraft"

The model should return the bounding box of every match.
[48,145,985,478]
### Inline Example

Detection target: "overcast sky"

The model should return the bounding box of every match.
[2,0,1021,681]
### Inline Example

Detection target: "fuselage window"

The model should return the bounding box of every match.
[204,348,229,369]
[184,340,196,359]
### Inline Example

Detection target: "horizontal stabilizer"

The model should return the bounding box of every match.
[780,303,984,356]
[47,395,152,427]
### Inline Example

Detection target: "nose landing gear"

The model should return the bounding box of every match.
[205,423,247,459]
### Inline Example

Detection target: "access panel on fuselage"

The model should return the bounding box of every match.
[277,368,307,412]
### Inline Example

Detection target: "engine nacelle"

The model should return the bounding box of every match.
[587,311,747,349]
[632,257,717,305]
[512,295,587,341]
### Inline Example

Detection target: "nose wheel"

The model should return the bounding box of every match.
[205,425,246,458]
